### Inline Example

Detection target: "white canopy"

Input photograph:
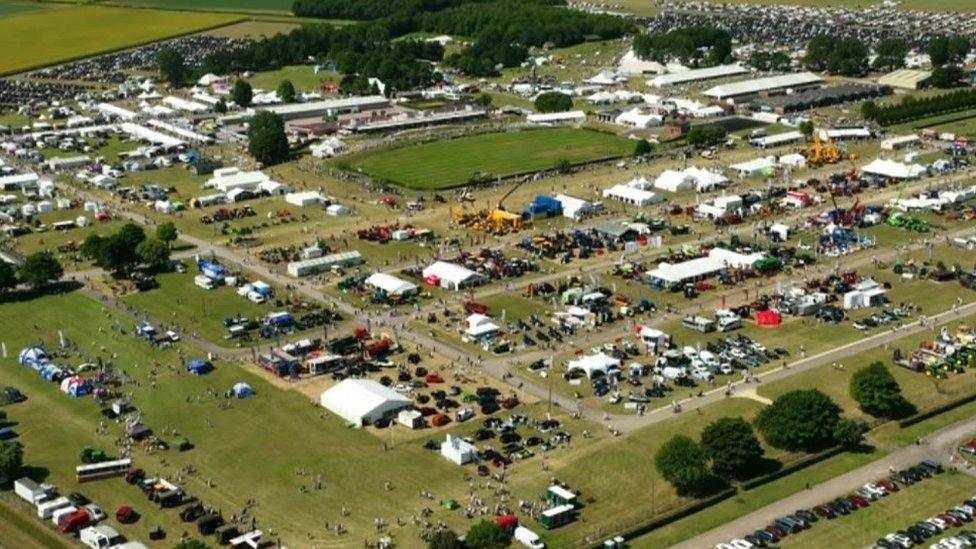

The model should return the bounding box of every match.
[567,353,620,379]
[365,272,418,296]
[320,379,412,426]
[862,159,925,179]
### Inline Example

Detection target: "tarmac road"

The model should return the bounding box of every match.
[672,413,976,549]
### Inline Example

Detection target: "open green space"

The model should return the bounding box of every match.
[0,6,240,76]
[246,64,339,93]
[0,291,474,545]
[783,472,976,547]
[121,271,289,344]
[107,0,294,13]
[4,212,130,272]
[341,128,634,189]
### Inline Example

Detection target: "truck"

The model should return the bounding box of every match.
[715,310,741,332]
[682,316,715,333]
[37,496,72,519]
[514,525,545,548]
[14,477,50,504]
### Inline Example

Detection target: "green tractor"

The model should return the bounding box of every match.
[754,257,784,276]
[80,445,108,464]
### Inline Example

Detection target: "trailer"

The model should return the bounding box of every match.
[14,477,50,504]
[37,496,72,519]
[682,315,716,333]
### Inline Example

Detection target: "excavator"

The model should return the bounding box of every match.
[452,179,528,234]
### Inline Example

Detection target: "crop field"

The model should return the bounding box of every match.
[0,6,240,76]
[343,128,634,189]
[107,0,295,13]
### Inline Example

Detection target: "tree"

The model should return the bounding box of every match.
[655,435,716,496]
[633,139,653,157]
[156,221,178,248]
[0,260,16,293]
[798,120,815,139]
[872,38,907,71]
[156,47,187,87]
[534,91,573,113]
[17,251,63,290]
[476,93,493,107]
[117,223,146,251]
[700,417,764,480]
[860,100,879,120]
[804,35,868,76]
[248,111,290,166]
[686,124,727,147]
[930,65,965,89]
[0,441,23,484]
[136,238,171,271]
[277,79,296,103]
[754,389,842,452]
[464,520,510,549]
[929,36,951,67]
[834,418,867,449]
[427,529,464,549]
[748,50,790,72]
[850,362,914,418]
[948,36,971,65]
[233,80,253,108]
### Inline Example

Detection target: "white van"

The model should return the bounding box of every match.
[81,525,120,549]
[514,525,545,548]
[194,275,215,290]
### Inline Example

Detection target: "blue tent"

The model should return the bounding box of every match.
[267,312,293,327]
[187,359,212,375]
[231,382,254,399]
[18,346,47,366]
[198,260,227,282]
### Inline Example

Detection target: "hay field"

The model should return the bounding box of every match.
[0,6,240,76]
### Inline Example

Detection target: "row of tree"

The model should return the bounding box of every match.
[80,222,176,275]
[634,26,731,67]
[655,361,913,496]
[291,0,491,20]
[862,88,976,125]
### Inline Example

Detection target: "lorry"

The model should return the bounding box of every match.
[682,316,716,333]
[514,525,545,548]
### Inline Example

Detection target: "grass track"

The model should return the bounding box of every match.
[343,128,633,189]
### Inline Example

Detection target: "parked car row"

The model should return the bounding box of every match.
[716,460,943,548]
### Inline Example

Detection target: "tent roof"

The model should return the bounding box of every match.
[320,379,412,424]
[365,272,418,295]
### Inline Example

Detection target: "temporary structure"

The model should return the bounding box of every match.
[441,435,476,465]
[320,379,413,426]
[186,360,212,375]
[231,382,254,398]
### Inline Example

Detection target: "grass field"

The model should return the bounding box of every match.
[0,6,239,75]
[246,64,339,93]
[342,128,634,189]
[107,0,294,13]
[0,291,477,545]
[782,472,976,547]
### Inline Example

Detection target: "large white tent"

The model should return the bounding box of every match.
[862,159,926,180]
[320,379,413,426]
[567,353,620,379]
[654,167,728,193]
[365,272,419,297]
[422,261,484,290]
[602,184,663,206]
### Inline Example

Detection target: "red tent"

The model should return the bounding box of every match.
[756,309,782,326]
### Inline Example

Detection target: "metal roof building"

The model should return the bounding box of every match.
[877,69,932,90]
[704,72,823,101]
[258,96,389,120]
[646,64,749,88]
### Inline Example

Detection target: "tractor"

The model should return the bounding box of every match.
[79,445,108,464]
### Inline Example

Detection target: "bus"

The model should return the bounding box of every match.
[76,459,131,483]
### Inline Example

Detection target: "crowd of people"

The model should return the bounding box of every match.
[646,1,976,49]
[28,35,251,84]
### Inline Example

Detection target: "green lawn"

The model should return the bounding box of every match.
[0,291,477,545]
[121,271,287,344]
[0,6,239,75]
[247,64,339,93]
[782,472,976,547]
[342,128,633,189]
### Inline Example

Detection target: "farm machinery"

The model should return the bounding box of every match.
[452,180,530,234]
